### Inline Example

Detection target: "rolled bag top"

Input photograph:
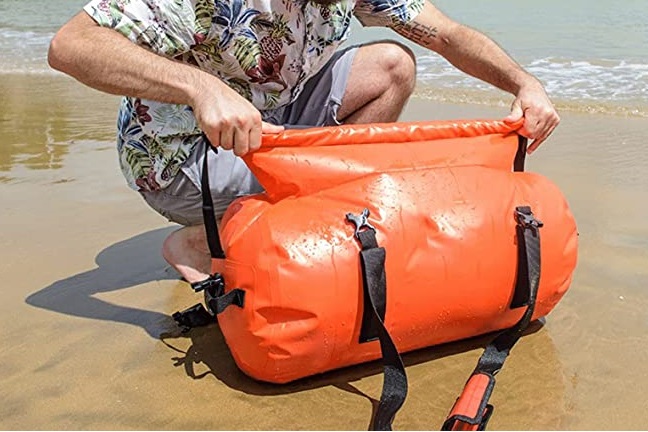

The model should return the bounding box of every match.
[214,118,578,384]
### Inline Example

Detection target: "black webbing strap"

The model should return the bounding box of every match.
[347,209,408,431]
[442,206,542,431]
[513,135,528,172]
[358,228,386,343]
[201,136,225,259]
[205,285,246,315]
[172,138,248,332]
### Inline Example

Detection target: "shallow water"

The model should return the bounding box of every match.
[354,0,648,116]
[2,0,647,115]
[0,75,118,178]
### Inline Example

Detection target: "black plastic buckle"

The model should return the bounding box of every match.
[514,206,543,229]
[172,303,214,333]
[203,274,226,315]
[345,208,376,239]
[190,274,224,293]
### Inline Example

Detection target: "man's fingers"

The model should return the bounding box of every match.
[528,122,558,154]
[249,125,262,152]
[233,128,250,156]
[505,82,559,154]
[527,136,546,154]
[261,121,284,134]
[204,130,220,149]
[526,109,560,153]
[505,100,524,123]
[219,127,235,150]
[520,108,552,138]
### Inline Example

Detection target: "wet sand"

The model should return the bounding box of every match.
[1,74,647,430]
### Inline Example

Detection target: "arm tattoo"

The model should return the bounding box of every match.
[393,21,438,46]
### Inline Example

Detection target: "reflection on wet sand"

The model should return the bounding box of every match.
[0,74,119,175]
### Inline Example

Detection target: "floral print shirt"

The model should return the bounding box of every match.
[84,0,424,191]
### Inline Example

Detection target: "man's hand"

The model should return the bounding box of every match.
[48,12,283,158]
[505,80,560,154]
[191,79,284,156]
[392,3,560,154]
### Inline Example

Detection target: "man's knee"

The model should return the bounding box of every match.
[161,225,205,262]
[161,229,183,263]
[377,42,417,94]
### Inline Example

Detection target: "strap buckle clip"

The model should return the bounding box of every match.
[190,274,225,294]
[171,303,214,333]
[345,208,376,239]
[514,206,543,229]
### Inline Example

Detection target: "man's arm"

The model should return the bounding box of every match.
[48,12,281,155]
[392,2,560,153]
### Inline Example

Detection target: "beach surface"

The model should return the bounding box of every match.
[1,74,648,430]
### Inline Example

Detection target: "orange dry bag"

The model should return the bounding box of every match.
[172,119,578,430]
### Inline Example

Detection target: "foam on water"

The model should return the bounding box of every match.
[0,28,56,74]
[415,55,648,117]
[528,58,648,102]
[1,19,646,116]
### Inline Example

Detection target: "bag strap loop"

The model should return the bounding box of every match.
[347,209,408,431]
[442,206,542,431]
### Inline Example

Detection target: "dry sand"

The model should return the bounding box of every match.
[1,74,647,430]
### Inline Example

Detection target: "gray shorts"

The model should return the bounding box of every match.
[140,46,358,226]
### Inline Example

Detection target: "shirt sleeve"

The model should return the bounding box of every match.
[83,0,202,57]
[353,0,425,28]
